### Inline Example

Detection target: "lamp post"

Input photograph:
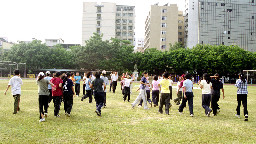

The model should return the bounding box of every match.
[9,64,16,76]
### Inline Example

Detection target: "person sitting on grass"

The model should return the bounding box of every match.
[90,72,106,116]
[4,70,23,115]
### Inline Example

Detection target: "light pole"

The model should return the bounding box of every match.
[9,64,16,76]
[19,63,26,78]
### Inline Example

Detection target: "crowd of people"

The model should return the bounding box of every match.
[4,70,249,122]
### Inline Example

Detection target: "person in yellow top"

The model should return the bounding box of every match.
[158,72,171,115]
[70,72,75,83]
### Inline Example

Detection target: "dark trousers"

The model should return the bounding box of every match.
[179,92,193,114]
[53,96,61,116]
[82,90,93,103]
[124,86,130,102]
[112,81,117,93]
[174,91,182,105]
[211,92,220,115]
[159,93,171,114]
[103,92,106,106]
[169,86,172,100]
[202,94,212,115]
[83,84,86,95]
[75,83,80,96]
[48,89,52,104]
[152,90,159,105]
[110,82,112,91]
[236,94,248,116]
[39,95,48,119]
[94,91,104,113]
[139,90,151,105]
[13,94,20,114]
[63,93,73,114]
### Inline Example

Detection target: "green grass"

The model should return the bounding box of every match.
[0,79,256,143]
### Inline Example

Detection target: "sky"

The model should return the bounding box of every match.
[0,0,185,44]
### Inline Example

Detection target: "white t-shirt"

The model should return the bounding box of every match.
[8,76,23,95]
[200,80,212,94]
[177,81,182,92]
[124,78,132,87]
[169,80,173,86]
[100,76,109,92]
[112,74,118,81]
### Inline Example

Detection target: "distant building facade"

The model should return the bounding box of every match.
[45,39,64,47]
[185,0,256,52]
[144,4,179,51]
[82,2,135,46]
[134,38,144,52]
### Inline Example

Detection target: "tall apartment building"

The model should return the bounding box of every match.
[185,0,256,52]
[82,2,135,46]
[178,11,185,45]
[144,4,179,51]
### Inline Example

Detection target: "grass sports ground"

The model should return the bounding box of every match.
[0,79,255,143]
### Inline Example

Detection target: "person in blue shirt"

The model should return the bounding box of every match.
[81,72,93,103]
[74,72,81,97]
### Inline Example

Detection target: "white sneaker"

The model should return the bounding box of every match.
[190,114,194,117]
[235,114,240,118]
[179,112,183,115]
[39,118,45,122]
[144,107,149,110]
[67,114,71,117]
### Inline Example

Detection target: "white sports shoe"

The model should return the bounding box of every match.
[190,114,194,117]
[39,118,45,122]
[235,114,240,118]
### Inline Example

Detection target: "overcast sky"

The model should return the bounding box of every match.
[0,0,185,44]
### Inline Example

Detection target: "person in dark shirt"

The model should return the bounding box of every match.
[90,72,106,116]
[210,73,225,116]
[62,73,75,117]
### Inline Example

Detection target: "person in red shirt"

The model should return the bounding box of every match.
[50,72,63,117]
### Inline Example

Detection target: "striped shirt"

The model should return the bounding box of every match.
[235,79,248,94]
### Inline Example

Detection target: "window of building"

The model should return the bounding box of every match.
[179,38,183,42]
[228,31,231,34]
[221,3,225,6]
[161,45,166,49]
[178,32,182,35]
[252,0,255,3]
[252,16,255,19]
[97,7,101,13]
[128,32,133,36]
[129,20,133,23]
[122,19,127,23]
[128,26,133,30]
[227,9,232,12]
[162,16,167,20]
[128,13,133,17]
[97,21,101,26]
[162,23,167,27]
[161,38,166,41]
[122,32,127,36]
[178,26,182,29]
[116,25,121,29]
[123,13,127,16]
[228,37,230,39]
[162,9,167,13]
[222,42,224,45]
[116,13,121,16]
[201,2,204,5]
[116,19,121,23]
[178,20,183,23]
[216,3,218,6]
[116,32,121,36]
[97,28,100,33]
[202,41,203,44]
[117,7,121,11]
[123,26,127,29]
[161,31,166,35]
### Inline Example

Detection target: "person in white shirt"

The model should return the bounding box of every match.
[199,73,213,117]
[174,76,183,105]
[112,72,118,93]
[100,70,109,107]
[123,74,134,102]
[169,75,174,100]
[4,70,23,114]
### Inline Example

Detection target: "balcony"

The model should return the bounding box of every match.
[96,24,101,28]
[96,17,101,20]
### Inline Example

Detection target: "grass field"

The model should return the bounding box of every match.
[0,79,256,143]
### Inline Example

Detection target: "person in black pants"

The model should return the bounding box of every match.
[179,73,194,117]
[112,72,118,93]
[90,72,106,116]
[63,73,75,117]
[210,73,225,116]
[81,72,93,103]
[235,73,249,121]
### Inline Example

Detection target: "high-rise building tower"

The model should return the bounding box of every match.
[144,4,179,51]
[82,2,135,46]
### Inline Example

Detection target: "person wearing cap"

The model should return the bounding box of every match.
[100,70,109,107]
[44,71,53,106]
[4,70,23,114]
[37,72,54,122]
